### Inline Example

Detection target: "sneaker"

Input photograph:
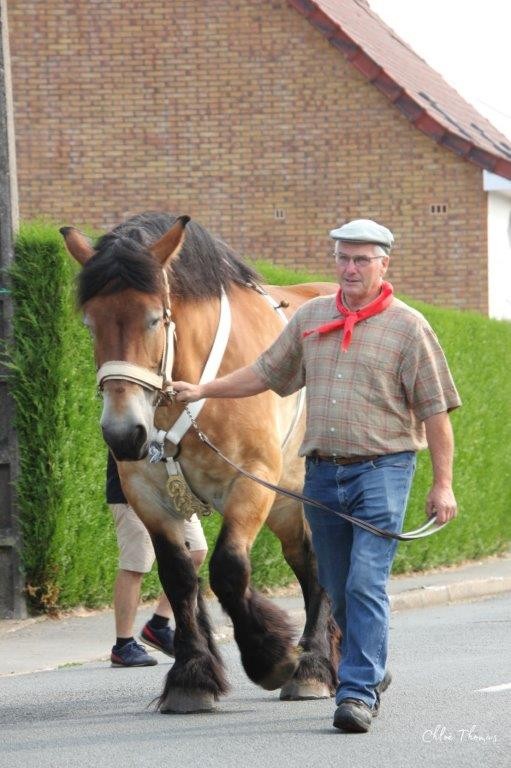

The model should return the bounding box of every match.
[333,698,373,733]
[111,639,158,667]
[140,622,175,657]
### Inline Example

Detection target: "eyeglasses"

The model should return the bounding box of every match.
[334,254,384,268]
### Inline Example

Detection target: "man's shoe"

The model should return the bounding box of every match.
[333,671,392,732]
[111,639,158,667]
[333,699,373,733]
[140,622,175,657]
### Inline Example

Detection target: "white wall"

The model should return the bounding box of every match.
[487,192,511,320]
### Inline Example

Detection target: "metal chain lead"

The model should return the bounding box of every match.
[184,404,208,443]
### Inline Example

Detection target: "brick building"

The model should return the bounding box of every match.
[6,0,511,315]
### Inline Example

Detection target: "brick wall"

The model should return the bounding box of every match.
[7,0,488,312]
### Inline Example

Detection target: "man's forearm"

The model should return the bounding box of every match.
[424,411,454,486]
[424,411,457,523]
[174,365,268,403]
[202,365,267,398]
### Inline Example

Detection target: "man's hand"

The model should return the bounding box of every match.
[172,381,203,403]
[424,411,458,526]
[425,483,458,525]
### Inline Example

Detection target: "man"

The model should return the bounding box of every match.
[172,218,461,732]
[107,453,208,667]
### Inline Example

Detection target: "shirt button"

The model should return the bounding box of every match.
[337,374,343,379]
[332,399,337,404]
[330,427,335,432]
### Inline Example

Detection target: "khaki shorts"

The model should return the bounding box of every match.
[110,503,208,573]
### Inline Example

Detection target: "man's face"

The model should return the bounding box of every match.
[334,241,389,308]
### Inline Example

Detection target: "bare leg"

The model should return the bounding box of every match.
[114,569,143,637]
[154,592,173,619]
[191,548,207,570]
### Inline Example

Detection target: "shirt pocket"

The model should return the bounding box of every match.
[358,360,404,410]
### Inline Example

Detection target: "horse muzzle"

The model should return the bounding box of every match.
[102,422,149,461]
[100,382,155,461]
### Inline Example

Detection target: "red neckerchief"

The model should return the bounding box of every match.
[303,281,394,352]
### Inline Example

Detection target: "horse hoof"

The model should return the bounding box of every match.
[259,656,299,691]
[159,689,216,714]
[279,679,332,700]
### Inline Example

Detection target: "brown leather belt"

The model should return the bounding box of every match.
[310,453,382,465]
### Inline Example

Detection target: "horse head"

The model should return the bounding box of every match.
[61,215,189,460]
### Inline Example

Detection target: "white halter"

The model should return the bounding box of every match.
[96,307,176,392]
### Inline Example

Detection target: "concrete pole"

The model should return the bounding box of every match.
[0,0,26,619]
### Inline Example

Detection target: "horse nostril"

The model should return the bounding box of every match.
[102,424,148,460]
[132,424,147,449]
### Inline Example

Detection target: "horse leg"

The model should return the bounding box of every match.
[209,480,300,691]
[150,526,229,713]
[266,502,340,700]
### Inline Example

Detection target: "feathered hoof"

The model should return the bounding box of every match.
[159,688,216,714]
[279,679,332,700]
[258,654,300,691]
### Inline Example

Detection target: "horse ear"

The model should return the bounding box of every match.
[150,215,190,267]
[59,227,94,265]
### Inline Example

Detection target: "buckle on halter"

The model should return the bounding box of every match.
[154,387,175,407]
[148,441,166,463]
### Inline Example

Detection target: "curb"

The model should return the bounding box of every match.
[389,576,511,612]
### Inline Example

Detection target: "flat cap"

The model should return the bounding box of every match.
[329,219,394,250]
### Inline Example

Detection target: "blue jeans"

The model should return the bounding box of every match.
[303,452,416,708]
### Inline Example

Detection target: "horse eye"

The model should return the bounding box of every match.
[149,317,162,329]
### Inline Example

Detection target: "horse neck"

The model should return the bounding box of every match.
[171,294,223,382]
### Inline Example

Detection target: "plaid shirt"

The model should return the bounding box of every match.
[252,294,461,457]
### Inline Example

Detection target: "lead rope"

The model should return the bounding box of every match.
[179,403,447,542]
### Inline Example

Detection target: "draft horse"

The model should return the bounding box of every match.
[61,212,338,713]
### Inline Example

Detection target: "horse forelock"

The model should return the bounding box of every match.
[78,235,164,306]
[77,212,261,306]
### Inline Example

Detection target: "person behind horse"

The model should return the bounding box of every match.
[107,452,208,666]
[171,218,461,732]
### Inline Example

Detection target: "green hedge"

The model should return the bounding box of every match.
[6,223,119,611]
[5,223,511,612]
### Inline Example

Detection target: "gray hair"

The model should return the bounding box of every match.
[333,241,390,257]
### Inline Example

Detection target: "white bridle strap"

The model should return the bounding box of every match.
[97,361,163,390]
[162,288,231,445]
[96,320,176,392]
[161,318,176,386]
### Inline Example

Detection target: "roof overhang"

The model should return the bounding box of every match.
[288,0,511,181]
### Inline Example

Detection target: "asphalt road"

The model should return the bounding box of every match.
[1,594,510,768]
